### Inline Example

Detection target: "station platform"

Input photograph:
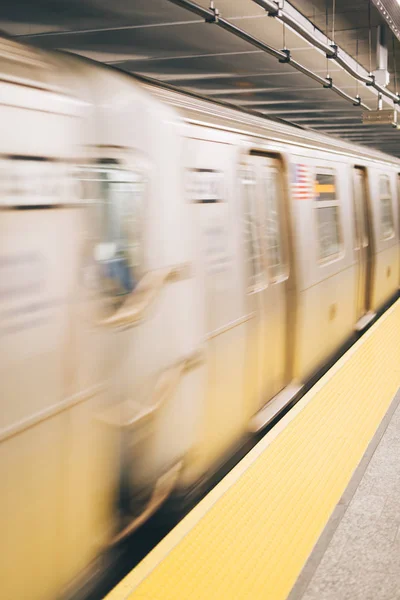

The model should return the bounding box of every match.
[106,299,400,600]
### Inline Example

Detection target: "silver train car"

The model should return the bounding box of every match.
[1,36,400,599]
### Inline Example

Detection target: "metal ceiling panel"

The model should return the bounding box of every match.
[1,0,399,156]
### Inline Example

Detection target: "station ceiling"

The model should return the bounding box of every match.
[2,0,400,157]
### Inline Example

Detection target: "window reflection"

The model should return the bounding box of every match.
[79,162,145,300]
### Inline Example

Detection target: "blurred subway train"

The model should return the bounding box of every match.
[1,35,400,599]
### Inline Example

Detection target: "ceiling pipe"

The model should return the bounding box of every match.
[252,0,400,104]
[167,0,370,110]
[166,0,285,60]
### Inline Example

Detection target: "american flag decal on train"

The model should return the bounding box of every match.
[292,164,311,200]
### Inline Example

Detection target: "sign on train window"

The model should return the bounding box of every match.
[314,172,336,201]
[379,175,394,240]
[314,169,342,261]
[187,169,224,203]
[79,163,145,300]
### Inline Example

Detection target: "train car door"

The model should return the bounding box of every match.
[352,167,374,329]
[183,135,248,480]
[398,173,400,287]
[244,154,292,426]
[398,174,400,235]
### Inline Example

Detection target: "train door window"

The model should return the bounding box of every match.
[398,173,400,232]
[379,174,394,240]
[314,169,342,261]
[260,166,285,281]
[241,169,264,291]
[79,162,146,299]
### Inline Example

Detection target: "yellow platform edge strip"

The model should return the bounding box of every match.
[107,300,400,600]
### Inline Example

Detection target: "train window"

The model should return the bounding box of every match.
[314,170,342,261]
[79,163,145,300]
[261,167,285,280]
[97,166,145,298]
[379,175,394,240]
[242,169,264,291]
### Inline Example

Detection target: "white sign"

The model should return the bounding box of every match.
[362,110,396,125]
[0,160,70,206]
[187,169,224,203]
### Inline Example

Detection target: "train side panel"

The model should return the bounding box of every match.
[2,38,400,600]
[289,154,357,381]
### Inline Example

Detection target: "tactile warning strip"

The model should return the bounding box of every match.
[107,300,400,600]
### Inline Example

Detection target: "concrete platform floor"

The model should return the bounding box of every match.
[290,390,400,600]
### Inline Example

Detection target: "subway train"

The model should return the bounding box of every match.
[1,34,400,600]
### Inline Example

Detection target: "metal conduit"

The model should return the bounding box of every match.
[252,0,399,104]
[167,0,370,111]
[289,56,369,108]
[166,0,286,60]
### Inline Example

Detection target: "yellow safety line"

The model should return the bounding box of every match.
[107,300,400,600]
